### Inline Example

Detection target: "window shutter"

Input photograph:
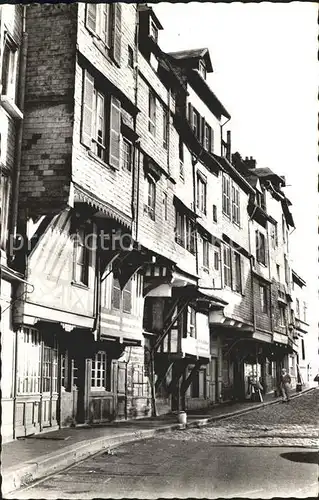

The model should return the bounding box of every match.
[240,255,245,295]
[255,231,259,262]
[86,3,96,32]
[81,70,94,148]
[188,102,193,126]
[109,96,121,169]
[210,129,214,153]
[111,3,122,66]
[201,117,205,145]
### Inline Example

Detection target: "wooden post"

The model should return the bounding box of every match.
[150,350,157,417]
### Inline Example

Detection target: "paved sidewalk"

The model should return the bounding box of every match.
[2,386,316,496]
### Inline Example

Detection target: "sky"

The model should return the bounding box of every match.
[153,1,319,370]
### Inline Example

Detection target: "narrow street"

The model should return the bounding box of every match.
[10,390,318,499]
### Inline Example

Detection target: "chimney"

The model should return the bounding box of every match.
[243,155,256,169]
[226,130,231,161]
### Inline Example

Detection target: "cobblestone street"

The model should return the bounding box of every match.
[159,389,319,448]
[8,390,318,499]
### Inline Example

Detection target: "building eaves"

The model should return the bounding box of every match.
[188,69,230,119]
[214,155,255,195]
[168,47,213,72]
[292,270,306,287]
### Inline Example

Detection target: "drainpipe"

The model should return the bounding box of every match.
[191,154,199,276]
[248,207,257,332]
[266,223,274,333]
[131,5,140,242]
[9,6,28,241]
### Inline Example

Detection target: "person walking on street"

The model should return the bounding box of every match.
[280,368,291,403]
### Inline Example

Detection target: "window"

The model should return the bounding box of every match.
[203,238,209,270]
[256,230,266,265]
[179,137,184,180]
[112,276,121,310]
[145,175,156,220]
[122,138,132,171]
[234,252,242,293]
[232,184,240,225]
[303,302,307,323]
[284,255,289,284]
[163,192,168,220]
[18,328,41,394]
[256,190,266,211]
[296,298,300,318]
[128,45,134,68]
[112,276,133,313]
[271,223,278,248]
[223,245,232,288]
[222,174,231,217]
[81,70,121,168]
[192,109,200,140]
[279,305,286,326]
[213,204,217,223]
[91,352,107,389]
[204,123,212,151]
[187,306,196,338]
[0,174,10,251]
[175,209,195,254]
[1,40,18,100]
[150,20,158,42]
[276,264,280,281]
[214,250,219,271]
[198,60,207,80]
[123,279,132,313]
[282,215,286,243]
[148,90,156,135]
[86,4,121,65]
[260,284,268,314]
[163,108,169,148]
[73,228,90,286]
[196,174,207,214]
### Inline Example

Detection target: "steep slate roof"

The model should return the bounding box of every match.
[168,47,213,72]
[253,167,286,186]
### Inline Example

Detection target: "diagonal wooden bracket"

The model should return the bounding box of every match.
[180,360,202,394]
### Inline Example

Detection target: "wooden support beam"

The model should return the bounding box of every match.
[155,361,173,393]
[181,360,202,394]
[167,359,187,394]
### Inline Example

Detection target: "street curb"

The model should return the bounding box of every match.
[2,386,317,496]
[186,386,318,430]
[2,422,182,496]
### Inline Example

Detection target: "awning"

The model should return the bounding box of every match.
[73,184,132,229]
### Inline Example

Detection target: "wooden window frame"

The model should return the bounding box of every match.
[122,137,132,172]
[223,245,232,288]
[73,227,90,286]
[256,230,266,266]
[234,252,242,294]
[222,174,231,217]
[214,249,220,271]
[163,107,169,149]
[86,4,121,65]
[231,183,240,226]
[1,37,18,101]
[202,238,209,270]
[187,306,196,338]
[198,60,207,80]
[259,284,268,314]
[91,351,107,390]
[144,174,156,221]
[148,89,156,136]
[196,174,207,214]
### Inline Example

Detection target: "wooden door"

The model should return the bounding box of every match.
[41,342,59,429]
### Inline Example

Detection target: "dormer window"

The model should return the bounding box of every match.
[150,19,158,43]
[198,60,206,80]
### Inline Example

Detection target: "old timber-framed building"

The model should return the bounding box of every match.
[0,2,307,442]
